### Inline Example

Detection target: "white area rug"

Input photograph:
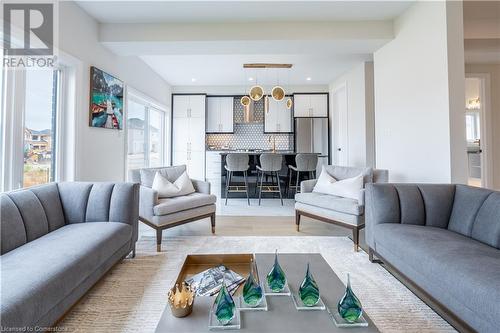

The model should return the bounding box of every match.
[59,236,455,332]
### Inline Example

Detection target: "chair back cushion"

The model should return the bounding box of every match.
[259,154,283,172]
[1,183,65,254]
[295,153,318,172]
[226,154,249,172]
[139,165,187,188]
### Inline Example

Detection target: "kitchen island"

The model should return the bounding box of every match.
[211,150,322,199]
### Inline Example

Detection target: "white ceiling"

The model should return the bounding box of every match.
[76,1,414,24]
[76,1,415,86]
[141,53,372,86]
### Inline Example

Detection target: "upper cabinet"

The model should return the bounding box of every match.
[206,97,234,133]
[293,93,328,117]
[264,97,293,133]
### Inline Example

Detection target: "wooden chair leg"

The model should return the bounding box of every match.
[156,228,162,252]
[210,213,216,234]
[352,227,359,252]
[295,210,301,231]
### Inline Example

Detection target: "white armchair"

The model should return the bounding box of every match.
[294,166,388,251]
[129,165,216,252]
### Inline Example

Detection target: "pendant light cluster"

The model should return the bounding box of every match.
[240,63,293,110]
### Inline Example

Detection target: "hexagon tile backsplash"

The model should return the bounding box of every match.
[206,124,293,151]
[206,97,294,151]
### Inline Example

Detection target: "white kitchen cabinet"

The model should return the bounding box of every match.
[264,98,292,133]
[205,151,222,197]
[293,93,328,117]
[206,97,234,133]
[172,94,206,180]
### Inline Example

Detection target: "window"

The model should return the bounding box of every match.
[126,92,167,172]
[465,112,480,142]
[23,70,60,187]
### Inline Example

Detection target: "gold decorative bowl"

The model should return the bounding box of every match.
[168,282,195,318]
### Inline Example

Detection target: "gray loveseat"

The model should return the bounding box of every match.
[1,182,139,330]
[366,183,500,333]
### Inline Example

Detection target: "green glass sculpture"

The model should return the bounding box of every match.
[337,273,363,323]
[243,262,263,307]
[214,281,236,325]
[299,263,320,306]
[266,250,287,292]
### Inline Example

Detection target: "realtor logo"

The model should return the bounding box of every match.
[4,3,54,56]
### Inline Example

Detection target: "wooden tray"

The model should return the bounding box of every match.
[175,254,254,296]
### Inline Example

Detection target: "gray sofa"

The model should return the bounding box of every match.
[0,182,139,330]
[295,166,388,251]
[129,165,216,252]
[366,183,500,333]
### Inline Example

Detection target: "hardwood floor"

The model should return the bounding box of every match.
[138,215,367,247]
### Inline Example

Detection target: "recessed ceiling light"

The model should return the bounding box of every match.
[306,77,312,81]
[248,77,254,81]
[191,78,197,82]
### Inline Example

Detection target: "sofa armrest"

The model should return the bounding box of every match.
[191,179,211,194]
[358,189,366,206]
[300,179,317,193]
[139,185,158,222]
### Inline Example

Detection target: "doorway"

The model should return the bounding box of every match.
[331,83,349,165]
[465,74,492,188]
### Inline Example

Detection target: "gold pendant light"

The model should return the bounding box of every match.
[286,98,293,110]
[240,95,251,107]
[249,85,264,101]
[271,86,285,101]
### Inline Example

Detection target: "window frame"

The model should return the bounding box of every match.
[125,88,169,177]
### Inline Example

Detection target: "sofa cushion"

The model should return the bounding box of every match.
[374,224,500,332]
[295,192,363,215]
[30,183,65,231]
[0,194,27,254]
[154,193,217,216]
[448,184,492,237]
[0,222,131,329]
[323,165,373,185]
[7,190,49,242]
[472,192,500,248]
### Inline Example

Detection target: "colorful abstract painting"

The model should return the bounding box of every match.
[89,66,124,129]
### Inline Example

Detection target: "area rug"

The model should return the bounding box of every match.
[59,236,455,332]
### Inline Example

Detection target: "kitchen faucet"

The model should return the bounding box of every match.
[268,135,276,153]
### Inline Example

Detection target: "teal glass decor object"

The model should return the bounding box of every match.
[214,281,236,325]
[266,250,287,292]
[243,262,263,307]
[337,273,363,323]
[299,263,320,306]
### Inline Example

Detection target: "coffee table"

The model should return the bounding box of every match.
[155,253,379,332]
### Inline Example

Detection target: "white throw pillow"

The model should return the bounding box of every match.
[152,171,195,198]
[312,167,363,201]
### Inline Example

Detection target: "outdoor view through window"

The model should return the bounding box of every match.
[23,70,58,187]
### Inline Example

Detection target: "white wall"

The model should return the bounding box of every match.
[58,2,171,182]
[373,1,467,183]
[466,64,500,189]
[329,62,375,167]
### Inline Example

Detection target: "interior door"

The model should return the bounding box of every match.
[332,85,348,165]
